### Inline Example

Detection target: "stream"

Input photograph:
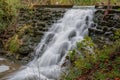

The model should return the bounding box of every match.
[1,8,94,80]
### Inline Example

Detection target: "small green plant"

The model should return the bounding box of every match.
[63,36,96,80]
[114,29,120,40]
[63,37,120,80]
[6,35,20,54]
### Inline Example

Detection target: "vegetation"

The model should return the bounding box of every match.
[6,34,20,54]
[114,29,120,40]
[0,0,17,33]
[5,25,32,59]
[0,0,28,34]
[13,0,120,6]
[6,0,22,8]
[63,36,120,80]
[50,0,120,5]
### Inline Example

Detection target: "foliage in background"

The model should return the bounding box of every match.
[19,0,120,6]
[0,0,15,33]
[49,0,120,5]
[6,0,22,9]
[63,36,120,80]
[0,0,29,32]
[64,0,120,5]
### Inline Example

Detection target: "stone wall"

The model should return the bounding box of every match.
[3,7,120,64]
[7,8,66,64]
[89,10,120,47]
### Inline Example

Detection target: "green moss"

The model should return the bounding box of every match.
[7,35,20,53]
[48,0,120,5]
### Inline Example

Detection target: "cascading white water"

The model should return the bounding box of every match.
[6,8,94,80]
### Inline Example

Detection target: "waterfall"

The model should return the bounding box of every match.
[6,8,94,80]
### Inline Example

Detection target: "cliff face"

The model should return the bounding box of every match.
[89,10,120,47]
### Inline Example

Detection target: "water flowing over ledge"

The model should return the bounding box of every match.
[4,8,94,80]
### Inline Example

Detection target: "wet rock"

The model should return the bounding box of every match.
[18,46,33,55]
[34,30,44,36]
[45,33,55,44]
[103,26,108,32]
[0,50,7,55]
[113,14,120,20]
[99,21,108,26]
[110,27,117,32]
[89,28,104,34]
[90,23,97,28]
[0,40,4,49]
[32,36,41,43]
[96,26,103,30]
[107,20,117,27]
[58,42,69,63]
[104,31,113,36]
[37,22,46,27]
[68,30,76,40]
[114,23,120,28]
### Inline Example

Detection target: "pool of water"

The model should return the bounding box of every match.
[0,57,21,79]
